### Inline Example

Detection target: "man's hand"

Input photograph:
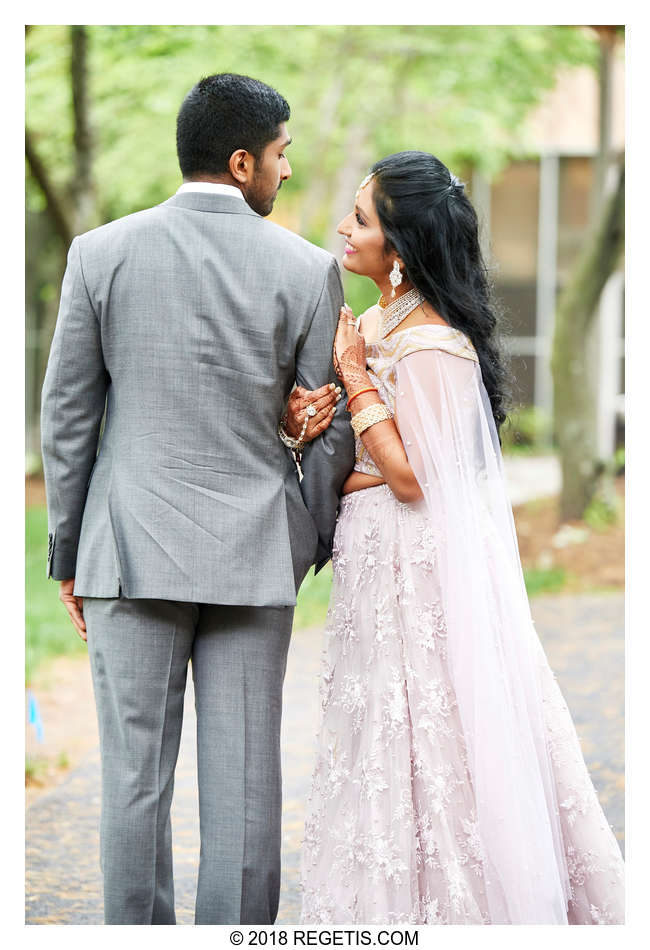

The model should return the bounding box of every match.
[59,578,87,642]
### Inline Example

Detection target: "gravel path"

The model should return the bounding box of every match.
[26,592,624,925]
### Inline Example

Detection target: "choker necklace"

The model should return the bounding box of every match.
[378,287,426,338]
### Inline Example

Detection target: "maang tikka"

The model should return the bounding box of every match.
[389,260,403,298]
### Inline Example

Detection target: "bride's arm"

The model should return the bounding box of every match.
[335,307,422,504]
[352,400,422,502]
[341,470,386,494]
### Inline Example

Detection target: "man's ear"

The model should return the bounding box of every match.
[229,148,254,184]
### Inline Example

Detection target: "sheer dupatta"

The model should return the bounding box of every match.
[395,348,571,924]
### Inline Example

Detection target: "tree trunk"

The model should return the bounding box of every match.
[591,26,618,225]
[25,25,99,465]
[551,163,624,519]
[25,133,75,248]
[70,25,99,234]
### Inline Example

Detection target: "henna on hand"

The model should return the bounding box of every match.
[333,305,369,389]
[338,345,372,390]
[284,382,339,442]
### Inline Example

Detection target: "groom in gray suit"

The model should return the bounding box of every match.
[40,73,354,925]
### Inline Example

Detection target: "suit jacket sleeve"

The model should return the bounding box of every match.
[40,237,109,580]
[295,257,356,573]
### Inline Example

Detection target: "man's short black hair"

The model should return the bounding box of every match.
[176,73,290,177]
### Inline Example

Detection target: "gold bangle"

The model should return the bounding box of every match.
[350,402,393,438]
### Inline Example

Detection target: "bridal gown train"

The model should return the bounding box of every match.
[299,325,624,925]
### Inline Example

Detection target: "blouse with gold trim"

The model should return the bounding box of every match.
[353,324,479,478]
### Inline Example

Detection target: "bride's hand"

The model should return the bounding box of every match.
[333,305,369,388]
[284,382,341,443]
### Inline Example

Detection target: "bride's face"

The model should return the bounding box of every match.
[337,179,393,284]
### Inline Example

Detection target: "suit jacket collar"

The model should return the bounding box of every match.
[162,192,261,218]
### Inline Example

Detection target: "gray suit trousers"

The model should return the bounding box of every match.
[84,596,293,925]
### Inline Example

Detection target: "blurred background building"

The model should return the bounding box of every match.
[474,58,625,457]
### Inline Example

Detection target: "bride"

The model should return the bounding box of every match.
[284,150,624,925]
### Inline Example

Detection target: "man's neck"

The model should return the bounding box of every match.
[183,175,241,190]
[176,180,246,201]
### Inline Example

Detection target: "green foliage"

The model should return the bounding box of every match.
[501,405,554,454]
[294,563,333,630]
[26,25,598,234]
[583,490,621,531]
[523,566,567,597]
[342,270,381,320]
[26,507,86,682]
[25,757,48,783]
[25,452,43,477]
[25,25,600,449]
[614,446,625,475]
[582,449,624,529]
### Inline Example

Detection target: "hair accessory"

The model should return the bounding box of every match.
[377,286,426,338]
[447,173,465,198]
[350,402,393,438]
[347,386,378,410]
[355,172,374,199]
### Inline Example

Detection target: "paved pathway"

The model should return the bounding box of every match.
[26,592,624,925]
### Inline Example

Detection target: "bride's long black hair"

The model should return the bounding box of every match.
[370,151,510,434]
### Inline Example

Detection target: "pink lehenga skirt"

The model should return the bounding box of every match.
[299,484,624,925]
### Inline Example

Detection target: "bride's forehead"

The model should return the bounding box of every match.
[355,172,374,197]
[355,179,376,218]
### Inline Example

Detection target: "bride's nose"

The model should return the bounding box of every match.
[337,212,353,236]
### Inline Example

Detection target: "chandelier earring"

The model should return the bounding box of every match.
[389,260,403,298]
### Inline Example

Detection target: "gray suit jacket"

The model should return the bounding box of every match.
[41,192,355,606]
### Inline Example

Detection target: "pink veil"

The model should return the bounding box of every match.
[395,347,571,924]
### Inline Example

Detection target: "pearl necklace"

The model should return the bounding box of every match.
[377,287,426,339]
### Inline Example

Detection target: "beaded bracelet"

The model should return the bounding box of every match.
[278,417,306,480]
[278,415,306,453]
[350,402,393,438]
[347,386,378,410]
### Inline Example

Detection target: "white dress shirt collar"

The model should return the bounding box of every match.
[176,182,245,201]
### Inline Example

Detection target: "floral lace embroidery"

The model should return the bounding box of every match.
[300,484,624,925]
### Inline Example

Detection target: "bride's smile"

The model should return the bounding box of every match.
[337,178,398,294]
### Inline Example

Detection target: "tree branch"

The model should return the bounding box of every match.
[551,161,624,518]
[70,25,98,232]
[70,26,93,197]
[25,129,74,248]
[557,163,624,337]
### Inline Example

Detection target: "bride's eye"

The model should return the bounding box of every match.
[355,212,365,226]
